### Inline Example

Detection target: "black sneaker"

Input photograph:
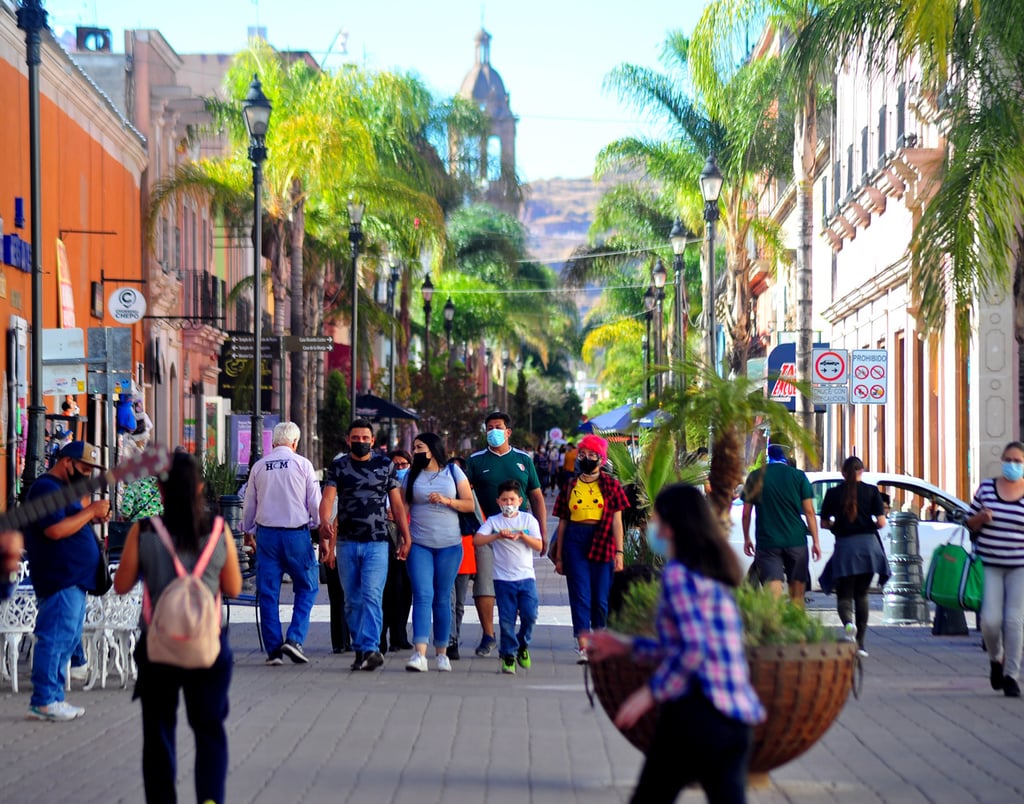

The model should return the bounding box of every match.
[282,641,309,664]
[991,661,1005,691]
[359,651,385,671]
[265,650,284,666]
[475,635,496,657]
[1004,676,1021,698]
[448,641,460,661]
[349,651,365,671]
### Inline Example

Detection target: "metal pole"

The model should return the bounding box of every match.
[708,216,716,378]
[249,157,264,468]
[643,314,652,402]
[655,291,665,398]
[19,0,48,488]
[673,253,686,389]
[349,236,359,422]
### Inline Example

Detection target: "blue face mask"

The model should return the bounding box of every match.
[395,467,409,482]
[486,428,507,449]
[646,522,670,559]
[1003,462,1024,482]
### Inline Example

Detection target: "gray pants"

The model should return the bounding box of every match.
[449,574,470,645]
[981,564,1024,681]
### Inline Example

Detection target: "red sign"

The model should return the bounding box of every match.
[770,362,796,398]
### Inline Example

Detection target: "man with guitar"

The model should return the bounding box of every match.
[24,441,109,721]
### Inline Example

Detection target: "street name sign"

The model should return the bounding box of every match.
[281,335,334,352]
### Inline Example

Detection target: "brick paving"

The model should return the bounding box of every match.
[3,513,1024,802]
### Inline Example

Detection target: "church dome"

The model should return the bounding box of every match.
[458,29,512,118]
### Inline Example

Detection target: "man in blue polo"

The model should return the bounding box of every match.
[25,441,110,721]
[465,411,547,656]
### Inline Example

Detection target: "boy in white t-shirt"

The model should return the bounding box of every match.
[474,480,543,673]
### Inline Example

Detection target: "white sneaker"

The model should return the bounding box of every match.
[69,664,90,682]
[576,647,588,665]
[857,648,869,658]
[28,701,85,721]
[843,623,856,642]
[405,653,428,673]
[435,654,452,672]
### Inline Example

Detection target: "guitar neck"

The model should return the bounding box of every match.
[0,474,110,533]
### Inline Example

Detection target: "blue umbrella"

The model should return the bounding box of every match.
[578,403,636,434]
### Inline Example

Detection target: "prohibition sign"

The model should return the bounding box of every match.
[854,366,869,380]
[853,384,869,399]
[870,385,885,399]
[814,351,846,382]
[869,365,884,379]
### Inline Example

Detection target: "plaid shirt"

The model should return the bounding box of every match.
[633,562,765,726]
[553,471,629,562]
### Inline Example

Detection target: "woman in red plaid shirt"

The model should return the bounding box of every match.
[552,434,629,663]
[590,484,765,803]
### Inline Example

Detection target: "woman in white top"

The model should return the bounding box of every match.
[403,432,475,672]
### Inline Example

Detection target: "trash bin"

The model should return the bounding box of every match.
[218,494,243,534]
[883,511,930,624]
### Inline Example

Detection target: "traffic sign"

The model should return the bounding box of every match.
[281,335,334,352]
[851,350,888,405]
[813,349,848,384]
[813,383,851,405]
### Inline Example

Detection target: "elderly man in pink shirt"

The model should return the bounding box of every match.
[242,421,322,665]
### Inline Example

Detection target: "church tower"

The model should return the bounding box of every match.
[455,29,520,215]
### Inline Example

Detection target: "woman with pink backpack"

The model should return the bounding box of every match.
[114,452,242,804]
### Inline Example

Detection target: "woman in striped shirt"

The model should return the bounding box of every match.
[589,484,765,803]
[967,440,1024,698]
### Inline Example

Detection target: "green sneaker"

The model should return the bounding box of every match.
[516,647,531,670]
[501,655,516,674]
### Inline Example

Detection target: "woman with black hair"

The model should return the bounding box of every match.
[589,484,764,803]
[819,456,890,658]
[113,452,242,804]
[402,432,475,672]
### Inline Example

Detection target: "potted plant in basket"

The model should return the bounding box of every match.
[586,365,857,781]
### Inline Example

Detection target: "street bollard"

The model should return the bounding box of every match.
[883,511,930,624]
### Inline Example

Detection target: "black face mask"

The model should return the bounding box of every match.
[411,453,430,471]
[577,457,600,474]
[350,442,373,458]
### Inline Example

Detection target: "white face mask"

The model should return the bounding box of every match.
[501,504,519,517]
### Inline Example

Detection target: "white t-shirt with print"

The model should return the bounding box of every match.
[478,510,540,582]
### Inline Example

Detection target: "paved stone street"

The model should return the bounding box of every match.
[3,527,1024,802]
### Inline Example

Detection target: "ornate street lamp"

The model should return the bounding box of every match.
[670,218,689,390]
[243,74,272,467]
[421,274,434,374]
[700,154,724,378]
[346,199,364,421]
[443,296,455,370]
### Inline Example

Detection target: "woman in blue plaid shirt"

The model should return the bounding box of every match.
[590,484,765,803]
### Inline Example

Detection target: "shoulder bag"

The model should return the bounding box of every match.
[922,527,984,612]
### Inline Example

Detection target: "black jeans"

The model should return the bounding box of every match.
[836,572,873,649]
[381,546,412,650]
[135,630,233,804]
[325,558,351,651]
[631,689,752,804]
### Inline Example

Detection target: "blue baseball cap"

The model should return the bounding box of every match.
[57,441,105,470]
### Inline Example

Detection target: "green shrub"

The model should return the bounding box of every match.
[608,577,660,637]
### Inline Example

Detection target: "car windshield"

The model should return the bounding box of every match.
[809,478,963,522]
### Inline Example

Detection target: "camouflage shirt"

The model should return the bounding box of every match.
[325,453,398,542]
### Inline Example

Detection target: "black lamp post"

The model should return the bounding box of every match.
[700,154,724,378]
[670,218,689,390]
[17,0,48,486]
[652,258,667,397]
[643,285,655,402]
[387,255,400,404]
[501,348,511,411]
[243,73,272,468]
[443,296,455,370]
[484,347,493,408]
[421,274,434,375]
[346,199,364,421]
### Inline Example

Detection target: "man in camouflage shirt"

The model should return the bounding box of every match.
[320,419,411,670]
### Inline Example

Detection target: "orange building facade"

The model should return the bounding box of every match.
[0,8,146,504]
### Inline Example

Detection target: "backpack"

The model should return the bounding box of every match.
[142,515,224,669]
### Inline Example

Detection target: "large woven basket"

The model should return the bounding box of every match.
[587,640,857,774]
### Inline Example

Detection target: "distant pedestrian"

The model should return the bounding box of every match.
[320,419,411,671]
[113,452,242,804]
[403,433,473,672]
[323,440,351,654]
[741,444,821,605]
[473,480,543,674]
[552,434,629,663]
[818,456,890,657]
[241,421,322,665]
[589,484,765,803]
[966,440,1024,697]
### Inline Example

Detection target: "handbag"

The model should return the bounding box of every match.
[90,534,112,596]
[448,465,482,536]
[922,528,984,612]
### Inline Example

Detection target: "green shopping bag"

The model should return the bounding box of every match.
[922,529,984,612]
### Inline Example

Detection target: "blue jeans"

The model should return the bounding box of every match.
[256,526,319,655]
[563,522,613,638]
[494,578,538,658]
[31,585,87,707]
[338,540,390,653]
[137,630,233,804]
[407,542,463,648]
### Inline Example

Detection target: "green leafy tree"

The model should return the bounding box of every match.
[320,369,350,461]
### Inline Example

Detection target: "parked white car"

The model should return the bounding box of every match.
[728,472,971,590]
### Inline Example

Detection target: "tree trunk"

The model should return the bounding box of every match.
[795,87,818,469]
[289,178,308,453]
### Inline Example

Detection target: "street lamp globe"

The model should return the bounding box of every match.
[643,285,656,313]
[347,198,365,226]
[699,154,724,204]
[652,258,668,289]
[443,296,455,326]
[421,274,434,305]
[242,74,272,140]
[670,218,688,256]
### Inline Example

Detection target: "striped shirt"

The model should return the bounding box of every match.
[970,478,1024,567]
[633,561,765,726]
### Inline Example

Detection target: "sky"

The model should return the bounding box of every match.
[43,0,704,182]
